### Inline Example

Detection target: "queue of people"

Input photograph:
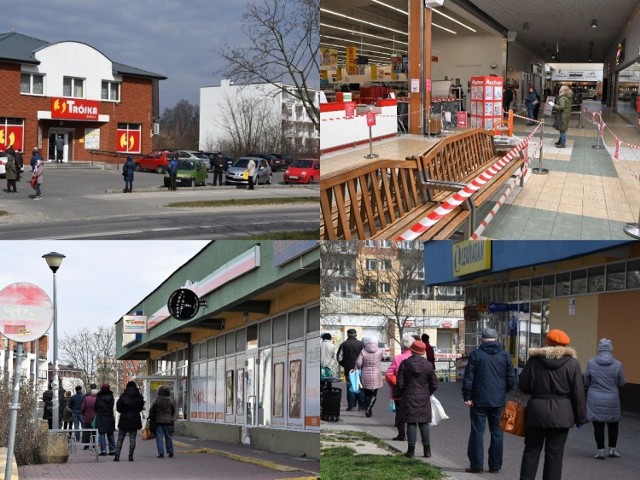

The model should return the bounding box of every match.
[323,328,626,479]
[40,380,178,461]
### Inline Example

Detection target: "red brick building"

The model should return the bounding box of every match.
[0,32,166,163]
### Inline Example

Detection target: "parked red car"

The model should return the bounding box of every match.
[283,158,320,184]
[135,150,176,173]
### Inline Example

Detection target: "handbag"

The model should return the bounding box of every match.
[388,399,396,412]
[430,395,449,426]
[122,168,127,177]
[321,366,334,380]
[499,390,526,437]
[348,369,361,394]
[30,176,37,189]
[141,421,156,440]
[553,112,561,130]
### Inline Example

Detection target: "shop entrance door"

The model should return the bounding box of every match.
[48,131,73,162]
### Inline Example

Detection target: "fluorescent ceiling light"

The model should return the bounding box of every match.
[371,0,476,33]
[320,8,407,36]
[321,23,408,45]
[321,35,408,53]
[432,23,456,34]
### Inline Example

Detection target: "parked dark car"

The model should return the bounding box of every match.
[268,153,293,166]
[248,153,284,172]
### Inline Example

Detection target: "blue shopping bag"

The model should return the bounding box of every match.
[348,369,361,394]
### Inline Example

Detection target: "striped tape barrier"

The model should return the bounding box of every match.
[394,124,542,240]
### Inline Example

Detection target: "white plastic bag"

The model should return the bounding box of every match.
[430,395,449,426]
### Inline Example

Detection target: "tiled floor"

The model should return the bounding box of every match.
[321,100,640,240]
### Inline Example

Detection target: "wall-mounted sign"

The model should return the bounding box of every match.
[453,241,492,277]
[0,283,53,342]
[122,315,147,334]
[51,97,99,121]
[167,288,201,321]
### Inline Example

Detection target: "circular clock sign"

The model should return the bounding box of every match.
[0,282,53,342]
[167,288,200,321]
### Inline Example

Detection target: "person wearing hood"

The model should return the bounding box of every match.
[584,338,626,460]
[123,155,135,193]
[385,335,414,441]
[114,381,145,462]
[337,328,365,411]
[94,383,116,456]
[397,340,438,458]
[81,387,98,449]
[355,336,384,417]
[149,386,176,458]
[462,328,516,474]
[551,85,573,148]
[32,158,44,200]
[518,329,587,480]
[320,333,339,379]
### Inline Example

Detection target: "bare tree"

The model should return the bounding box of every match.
[153,99,200,150]
[215,0,319,131]
[354,243,426,345]
[59,325,117,388]
[215,89,285,158]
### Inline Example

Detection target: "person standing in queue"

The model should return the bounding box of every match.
[246,157,256,190]
[123,155,135,193]
[518,329,587,480]
[337,328,364,411]
[32,159,44,200]
[5,153,18,194]
[168,156,179,191]
[94,383,116,456]
[462,328,516,474]
[114,380,145,462]
[584,338,626,460]
[149,386,176,458]
[397,340,438,458]
[356,336,384,417]
[385,335,415,441]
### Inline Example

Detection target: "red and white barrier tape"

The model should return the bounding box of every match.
[469,140,542,240]
[395,125,541,240]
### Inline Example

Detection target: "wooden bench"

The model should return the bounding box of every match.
[320,128,525,239]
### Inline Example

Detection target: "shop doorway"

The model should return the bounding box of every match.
[47,131,73,162]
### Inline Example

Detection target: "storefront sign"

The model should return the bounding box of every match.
[167,288,201,320]
[51,98,99,121]
[453,241,492,277]
[273,241,318,267]
[122,315,147,333]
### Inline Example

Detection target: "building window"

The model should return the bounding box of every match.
[380,260,392,271]
[627,259,640,289]
[366,259,377,270]
[587,266,605,293]
[364,240,376,247]
[555,273,570,296]
[20,73,44,95]
[101,81,120,101]
[380,282,391,293]
[380,240,391,248]
[571,269,587,295]
[606,262,626,291]
[63,77,84,98]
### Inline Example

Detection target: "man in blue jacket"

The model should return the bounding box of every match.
[462,328,516,474]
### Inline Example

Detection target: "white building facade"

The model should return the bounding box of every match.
[199,79,318,152]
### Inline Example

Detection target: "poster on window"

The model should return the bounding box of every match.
[289,360,301,418]
[84,128,100,150]
[236,368,245,416]
[0,124,25,151]
[190,365,200,420]
[207,359,215,421]
[115,128,141,153]
[273,362,284,418]
[215,360,225,420]
[225,370,234,415]
[305,337,320,429]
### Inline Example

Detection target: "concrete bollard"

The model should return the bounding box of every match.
[38,432,69,464]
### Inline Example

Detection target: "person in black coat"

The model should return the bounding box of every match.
[337,329,365,411]
[462,328,516,474]
[518,329,587,480]
[114,381,145,462]
[42,389,54,429]
[397,340,438,459]
[94,383,116,455]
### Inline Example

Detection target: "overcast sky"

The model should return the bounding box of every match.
[0,240,210,343]
[3,0,248,111]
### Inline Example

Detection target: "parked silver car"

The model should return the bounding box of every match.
[225,157,272,185]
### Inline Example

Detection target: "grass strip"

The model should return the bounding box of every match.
[167,197,319,208]
[321,445,443,480]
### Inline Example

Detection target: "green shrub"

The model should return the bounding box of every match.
[0,377,41,466]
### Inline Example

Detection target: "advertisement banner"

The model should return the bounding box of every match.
[320,48,338,69]
[51,98,99,121]
[346,46,358,75]
[305,337,320,429]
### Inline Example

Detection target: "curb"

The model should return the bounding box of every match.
[0,447,20,480]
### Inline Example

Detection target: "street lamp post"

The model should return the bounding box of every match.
[43,252,65,430]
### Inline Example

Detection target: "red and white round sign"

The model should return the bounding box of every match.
[0,283,53,342]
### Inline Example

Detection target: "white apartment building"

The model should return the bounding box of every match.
[199,79,318,152]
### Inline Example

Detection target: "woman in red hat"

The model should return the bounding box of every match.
[518,329,587,480]
[396,340,438,459]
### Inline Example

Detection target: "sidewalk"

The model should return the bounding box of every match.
[321,381,640,479]
[17,434,319,480]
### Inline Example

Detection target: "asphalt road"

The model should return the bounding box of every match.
[0,164,319,239]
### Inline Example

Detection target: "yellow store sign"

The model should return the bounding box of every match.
[453,241,492,276]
